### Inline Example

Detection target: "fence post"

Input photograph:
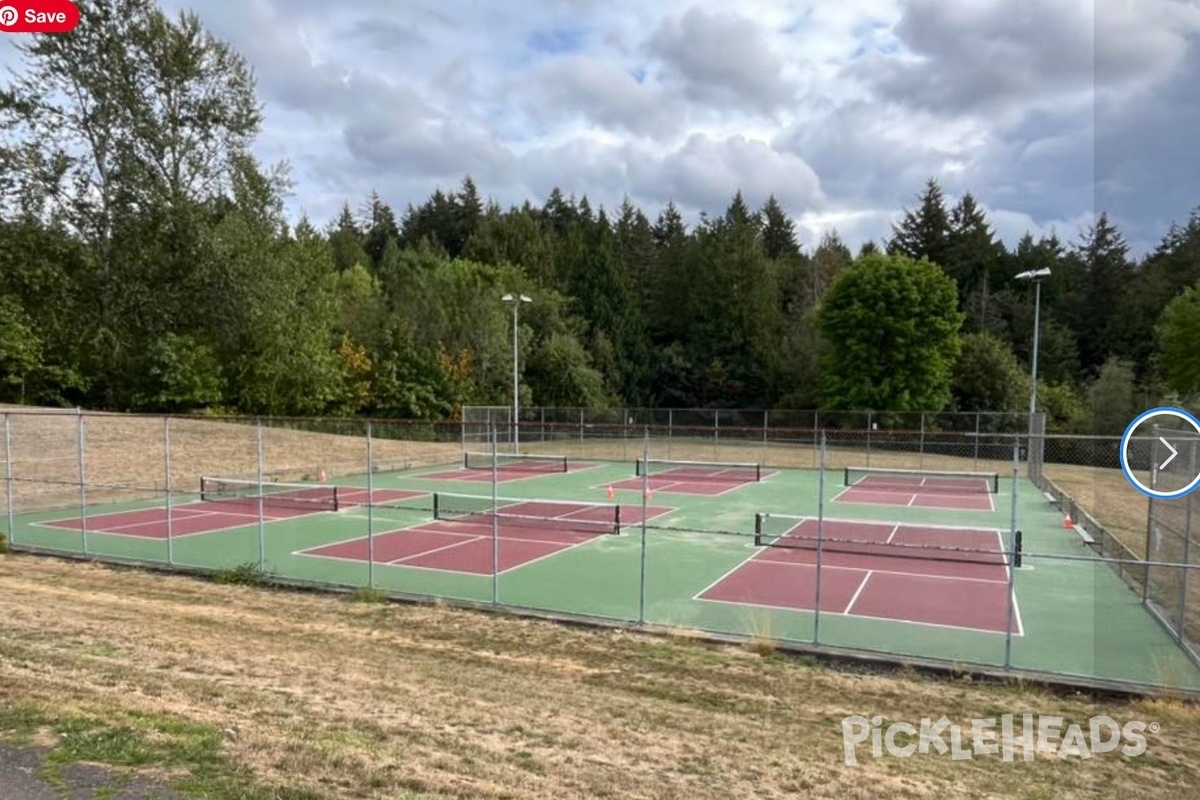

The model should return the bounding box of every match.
[813,432,827,645]
[762,410,769,463]
[638,430,649,625]
[866,411,873,466]
[918,413,926,470]
[668,409,673,460]
[4,414,13,547]
[579,408,584,450]
[164,417,174,566]
[1176,442,1195,635]
[367,420,375,590]
[77,410,88,557]
[973,413,980,469]
[256,420,265,573]
[812,411,819,469]
[1144,489,1155,604]
[491,425,500,607]
[623,408,629,462]
[1004,442,1020,669]
[713,410,720,461]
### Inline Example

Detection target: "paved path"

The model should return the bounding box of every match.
[0,741,181,799]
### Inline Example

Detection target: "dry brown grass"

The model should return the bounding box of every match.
[0,408,459,510]
[0,555,1198,799]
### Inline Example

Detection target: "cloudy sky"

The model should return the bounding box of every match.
[5,0,1200,255]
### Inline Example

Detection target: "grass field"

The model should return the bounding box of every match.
[1,555,1199,800]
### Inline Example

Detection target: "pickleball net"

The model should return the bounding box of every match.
[754,513,1020,567]
[462,451,570,472]
[636,458,762,482]
[843,466,1000,494]
[199,476,340,512]
[433,492,622,536]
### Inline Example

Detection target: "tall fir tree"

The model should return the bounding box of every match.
[888,178,953,269]
[760,195,801,261]
[1074,213,1134,372]
[946,193,1006,333]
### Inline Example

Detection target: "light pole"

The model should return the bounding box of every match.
[501,293,532,453]
[1016,267,1051,455]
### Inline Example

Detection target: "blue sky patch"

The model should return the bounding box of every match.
[527,26,588,55]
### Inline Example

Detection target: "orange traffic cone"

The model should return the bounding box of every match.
[606,485,615,500]
[1062,514,1073,530]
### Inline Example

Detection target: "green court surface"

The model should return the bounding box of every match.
[9,458,1200,693]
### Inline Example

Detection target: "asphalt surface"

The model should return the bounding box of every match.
[0,741,182,799]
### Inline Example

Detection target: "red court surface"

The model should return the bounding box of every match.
[608,465,776,496]
[416,463,599,484]
[36,488,426,540]
[698,518,1021,634]
[302,501,676,575]
[833,476,996,511]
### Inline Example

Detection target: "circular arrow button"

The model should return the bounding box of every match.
[1120,407,1200,500]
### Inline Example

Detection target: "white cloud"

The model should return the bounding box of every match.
[1,0,1193,256]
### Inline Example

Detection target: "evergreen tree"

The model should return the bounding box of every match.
[760,195,801,261]
[1073,213,1134,371]
[810,230,852,306]
[328,202,370,271]
[888,178,952,269]
[947,193,1005,332]
[363,192,401,268]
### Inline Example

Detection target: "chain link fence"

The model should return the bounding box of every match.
[1147,428,1200,662]
[4,407,1200,694]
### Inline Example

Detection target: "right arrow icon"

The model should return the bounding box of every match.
[1160,437,1179,470]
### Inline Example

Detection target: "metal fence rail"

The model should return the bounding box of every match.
[3,407,1199,695]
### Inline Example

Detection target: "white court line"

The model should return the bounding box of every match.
[829,485,854,503]
[749,552,1012,585]
[1011,589,1025,636]
[31,503,308,540]
[691,544,767,599]
[296,517,619,577]
[695,564,1023,637]
[387,533,485,564]
[843,570,874,614]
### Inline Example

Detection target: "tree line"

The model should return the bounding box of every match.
[1,0,1198,435]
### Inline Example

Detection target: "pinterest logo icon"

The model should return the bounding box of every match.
[0,0,79,32]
